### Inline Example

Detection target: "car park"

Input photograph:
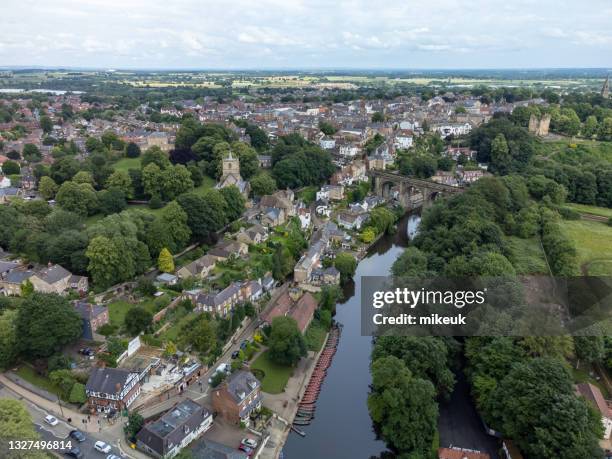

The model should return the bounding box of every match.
[94,441,112,453]
[44,415,59,426]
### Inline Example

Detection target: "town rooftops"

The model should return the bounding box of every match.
[86,367,135,395]
[225,370,260,404]
[74,301,107,320]
[137,399,211,457]
[35,264,71,284]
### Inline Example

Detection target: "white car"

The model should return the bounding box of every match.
[107,455,121,459]
[241,438,258,449]
[44,415,59,426]
[94,441,112,453]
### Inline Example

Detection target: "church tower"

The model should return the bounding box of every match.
[222,151,240,179]
[602,76,610,99]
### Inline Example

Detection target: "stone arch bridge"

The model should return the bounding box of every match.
[369,170,464,209]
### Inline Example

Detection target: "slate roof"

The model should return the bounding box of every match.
[224,370,260,404]
[34,264,71,284]
[86,367,134,395]
[137,399,211,458]
[74,301,107,320]
[5,269,34,284]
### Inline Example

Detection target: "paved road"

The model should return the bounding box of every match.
[36,423,122,459]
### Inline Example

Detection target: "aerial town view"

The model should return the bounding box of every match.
[1,1,612,459]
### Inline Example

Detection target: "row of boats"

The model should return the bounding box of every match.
[292,324,342,429]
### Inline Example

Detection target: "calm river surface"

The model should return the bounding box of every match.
[283,213,420,459]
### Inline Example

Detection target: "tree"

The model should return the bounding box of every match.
[360,227,376,243]
[86,235,123,288]
[106,170,133,198]
[491,133,511,175]
[489,358,602,458]
[72,170,94,185]
[40,115,53,134]
[142,146,171,169]
[2,160,20,175]
[271,245,293,281]
[318,120,337,136]
[368,356,438,455]
[158,248,175,273]
[56,181,98,216]
[372,336,456,399]
[0,399,47,459]
[142,162,163,198]
[245,124,269,152]
[38,176,58,200]
[161,164,194,200]
[180,315,216,354]
[219,185,245,221]
[334,252,357,284]
[124,306,153,336]
[268,316,307,366]
[16,293,82,358]
[250,173,277,197]
[574,335,605,365]
[124,412,144,442]
[0,310,18,369]
[371,112,385,123]
[126,142,141,158]
[22,144,41,162]
[583,115,599,138]
[177,191,227,242]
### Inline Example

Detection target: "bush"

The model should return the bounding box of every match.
[97,323,117,336]
[68,383,86,404]
[149,195,163,209]
[608,217,612,227]
[47,354,71,372]
[558,207,580,220]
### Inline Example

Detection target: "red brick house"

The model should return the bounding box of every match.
[212,370,261,426]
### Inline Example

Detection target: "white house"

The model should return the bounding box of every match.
[339,144,359,158]
[319,136,336,150]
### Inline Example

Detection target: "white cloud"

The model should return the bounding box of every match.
[0,0,611,68]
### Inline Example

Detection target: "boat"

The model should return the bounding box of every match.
[293,420,311,426]
[290,425,306,436]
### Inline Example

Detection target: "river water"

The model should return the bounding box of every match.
[283,213,420,459]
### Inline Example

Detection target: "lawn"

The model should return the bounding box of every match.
[564,203,612,219]
[14,365,63,399]
[107,297,167,328]
[572,364,609,398]
[191,176,216,196]
[507,236,548,274]
[250,351,293,394]
[159,311,198,342]
[112,157,141,172]
[560,220,612,275]
[304,322,328,352]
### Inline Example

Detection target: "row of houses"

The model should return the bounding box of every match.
[0,256,88,296]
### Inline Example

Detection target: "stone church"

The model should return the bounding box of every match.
[216,152,250,197]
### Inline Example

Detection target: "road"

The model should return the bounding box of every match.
[0,381,134,459]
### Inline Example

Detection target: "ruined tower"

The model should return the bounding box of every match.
[602,75,610,99]
[528,114,551,137]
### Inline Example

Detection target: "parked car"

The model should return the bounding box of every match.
[240,340,249,349]
[107,455,121,459]
[94,441,112,453]
[44,415,59,426]
[64,447,84,459]
[239,444,254,456]
[79,348,94,356]
[208,362,230,384]
[241,438,258,449]
[69,430,86,442]
[231,350,240,359]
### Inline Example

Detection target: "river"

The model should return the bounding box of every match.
[283,211,500,458]
[283,213,420,459]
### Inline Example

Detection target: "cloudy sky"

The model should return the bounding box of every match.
[2,0,612,69]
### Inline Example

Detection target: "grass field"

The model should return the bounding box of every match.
[507,236,549,274]
[560,220,612,275]
[191,176,216,196]
[304,321,327,352]
[14,365,64,399]
[112,156,141,172]
[565,203,612,219]
[250,351,293,394]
